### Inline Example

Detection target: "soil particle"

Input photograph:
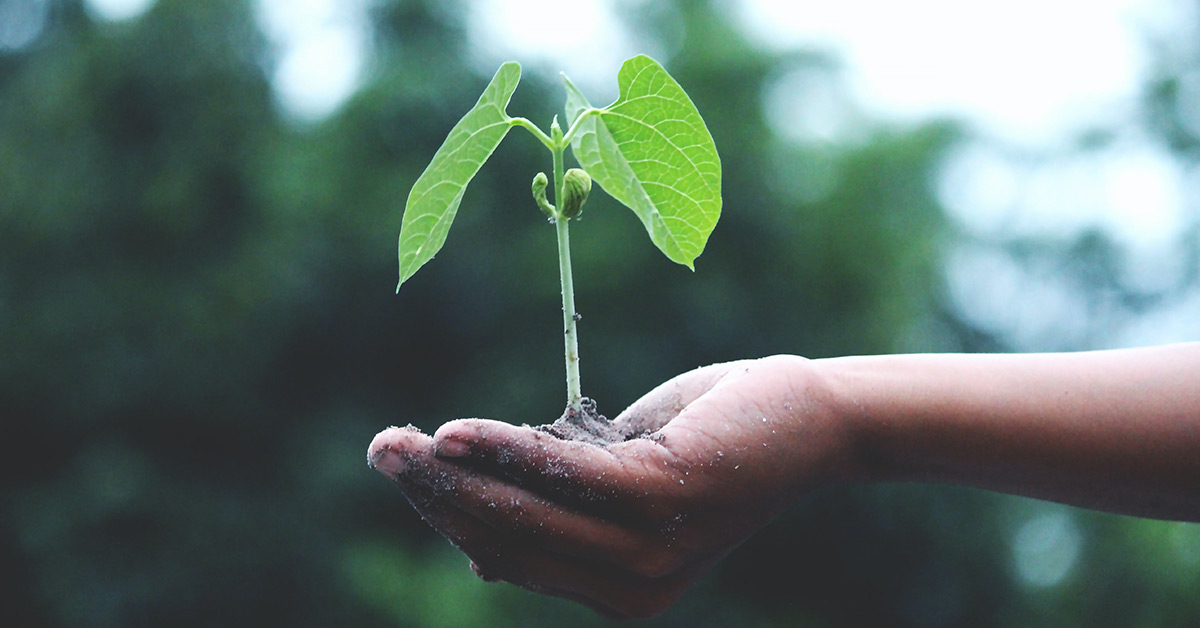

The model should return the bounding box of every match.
[535,397,625,446]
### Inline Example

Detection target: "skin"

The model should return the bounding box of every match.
[367,343,1200,619]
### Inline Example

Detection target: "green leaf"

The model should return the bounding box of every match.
[396,62,521,290]
[564,55,722,269]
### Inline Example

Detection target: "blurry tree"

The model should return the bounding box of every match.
[0,0,388,625]
[1,0,1196,626]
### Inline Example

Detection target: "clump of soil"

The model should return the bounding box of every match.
[535,397,624,446]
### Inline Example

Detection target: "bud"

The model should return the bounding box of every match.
[531,171,554,218]
[561,168,591,219]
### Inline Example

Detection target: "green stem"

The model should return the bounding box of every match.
[560,108,600,146]
[510,117,555,149]
[551,126,583,412]
[555,212,582,411]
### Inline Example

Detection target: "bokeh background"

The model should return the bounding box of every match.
[3,0,1199,625]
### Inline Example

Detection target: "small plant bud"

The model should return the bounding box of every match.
[531,171,554,217]
[561,168,591,219]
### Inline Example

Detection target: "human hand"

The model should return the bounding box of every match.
[367,355,860,619]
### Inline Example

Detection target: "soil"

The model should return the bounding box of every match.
[535,397,627,446]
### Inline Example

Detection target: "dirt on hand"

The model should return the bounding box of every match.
[535,397,626,446]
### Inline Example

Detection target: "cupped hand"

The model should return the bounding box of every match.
[367,355,859,619]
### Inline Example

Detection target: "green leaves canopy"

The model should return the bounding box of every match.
[565,55,722,269]
[396,61,520,290]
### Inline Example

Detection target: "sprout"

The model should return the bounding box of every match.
[560,168,591,219]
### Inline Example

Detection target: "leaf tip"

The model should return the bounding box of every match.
[669,251,698,272]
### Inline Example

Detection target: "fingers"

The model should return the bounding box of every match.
[392,480,633,616]
[430,419,676,510]
[369,426,682,573]
[441,501,686,620]
[447,507,690,620]
[368,427,688,619]
[367,425,433,486]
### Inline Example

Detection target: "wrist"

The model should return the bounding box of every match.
[760,354,875,488]
[808,355,897,485]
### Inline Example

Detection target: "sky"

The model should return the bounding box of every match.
[739,0,1156,142]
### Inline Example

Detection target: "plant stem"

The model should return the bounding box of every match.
[556,213,582,411]
[551,128,583,412]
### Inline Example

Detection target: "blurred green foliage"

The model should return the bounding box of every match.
[1,0,1197,626]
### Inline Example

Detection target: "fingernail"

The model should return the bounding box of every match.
[435,437,470,458]
[367,428,408,473]
[367,444,406,477]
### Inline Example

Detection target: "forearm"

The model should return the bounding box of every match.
[818,344,1200,521]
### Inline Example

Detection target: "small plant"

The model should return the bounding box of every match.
[396,55,721,418]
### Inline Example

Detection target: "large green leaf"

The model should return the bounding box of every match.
[396,62,521,290]
[564,55,722,269]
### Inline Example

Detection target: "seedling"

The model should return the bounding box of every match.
[396,55,721,415]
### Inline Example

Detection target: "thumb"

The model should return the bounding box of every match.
[612,361,745,437]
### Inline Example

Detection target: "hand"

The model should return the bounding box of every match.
[367,356,861,619]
